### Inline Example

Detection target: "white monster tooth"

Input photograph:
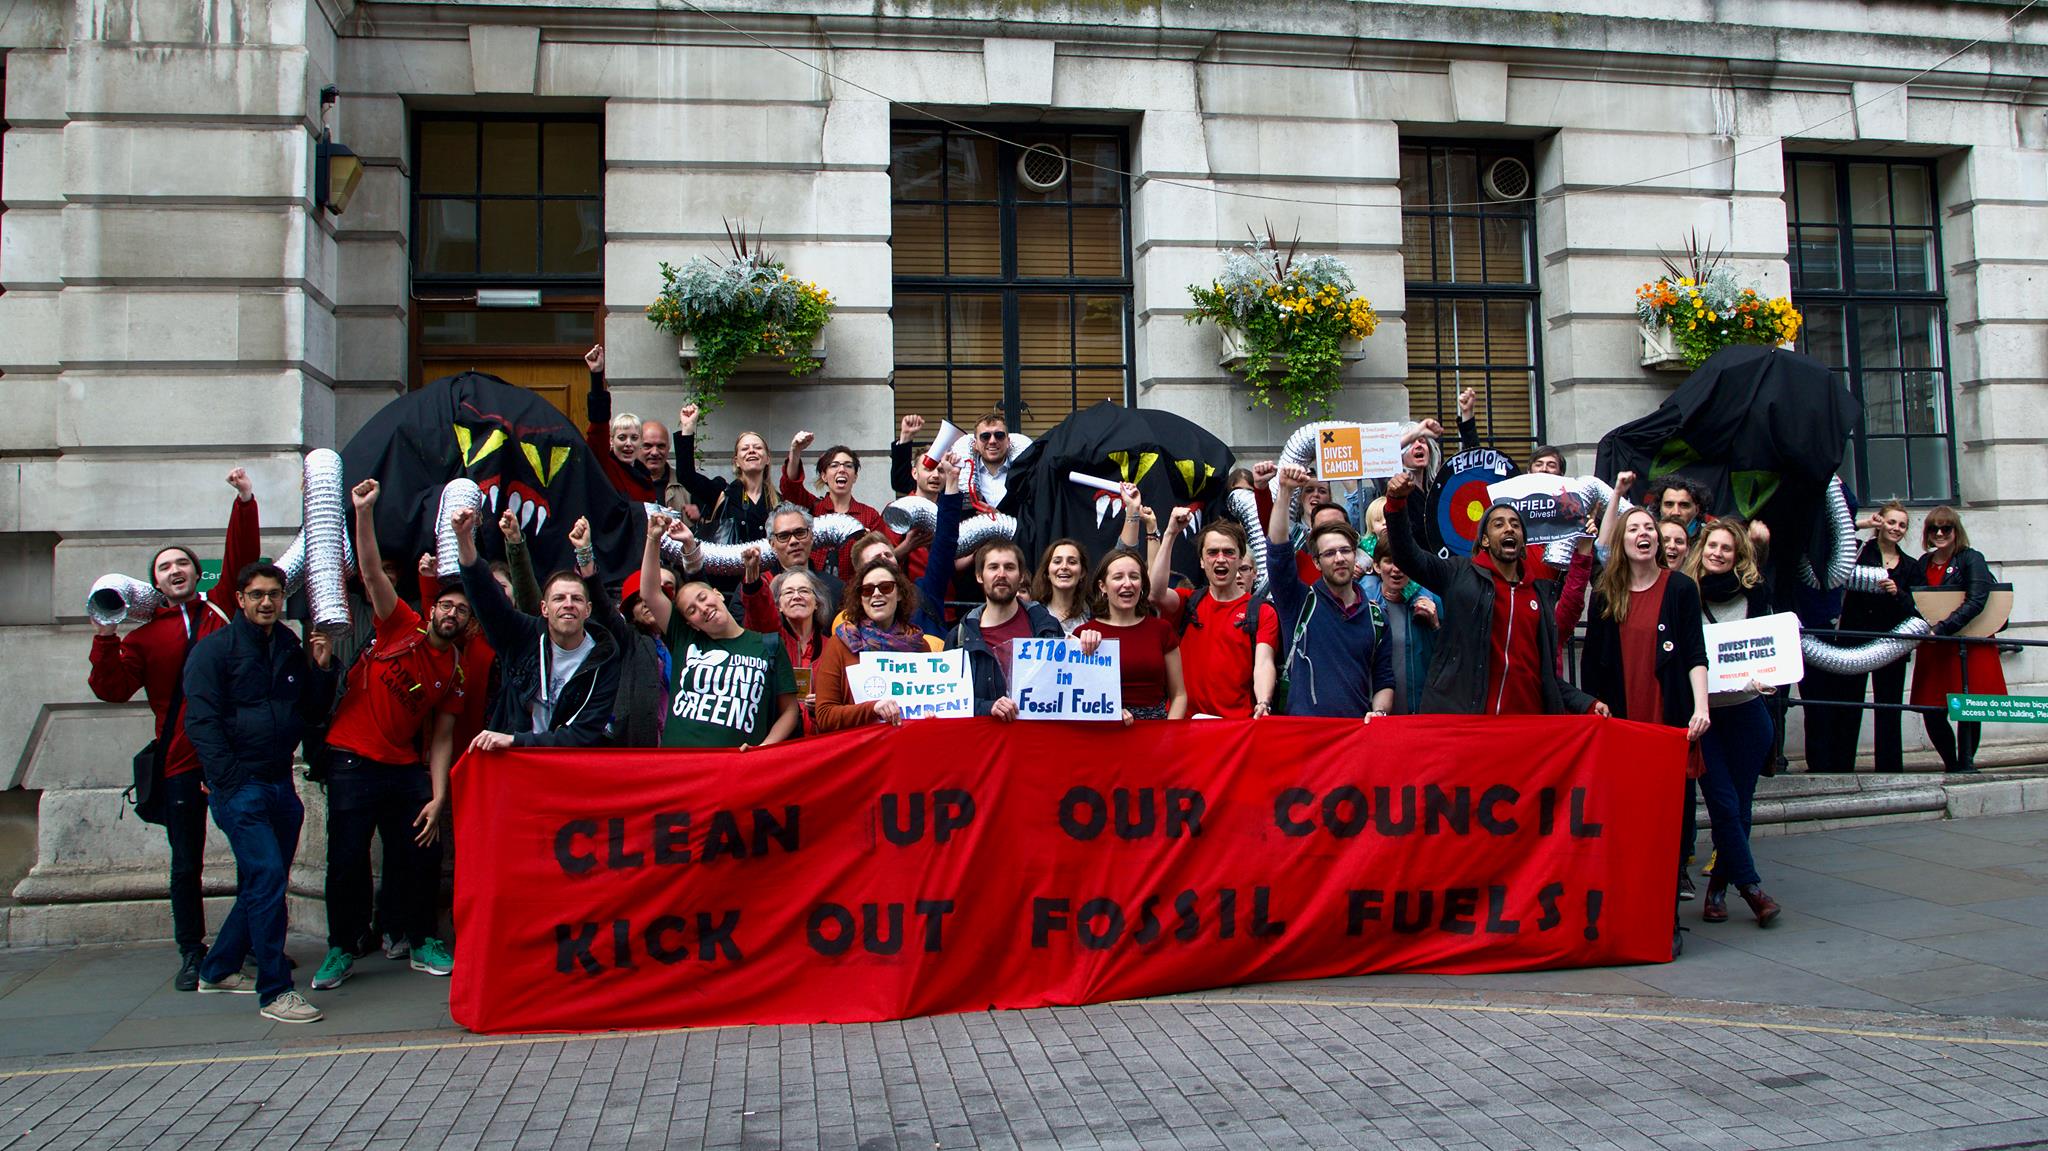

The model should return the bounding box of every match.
[506,490,522,521]
[533,506,549,534]
[520,501,537,531]
[488,485,502,511]
[1094,496,1112,530]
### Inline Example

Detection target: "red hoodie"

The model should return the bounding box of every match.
[1473,549,1551,716]
[87,497,261,777]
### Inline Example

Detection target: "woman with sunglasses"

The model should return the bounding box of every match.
[1075,549,1186,724]
[1682,517,1782,927]
[813,558,943,731]
[1028,538,1095,637]
[1910,507,2004,771]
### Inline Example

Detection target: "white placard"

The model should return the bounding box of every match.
[1011,637,1124,721]
[1486,474,1600,548]
[847,649,975,719]
[1313,422,1405,482]
[1703,611,1805,693]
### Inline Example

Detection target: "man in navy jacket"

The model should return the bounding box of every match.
[1267,467,1395,718]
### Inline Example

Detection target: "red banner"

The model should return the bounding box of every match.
[450,716,1683,1034]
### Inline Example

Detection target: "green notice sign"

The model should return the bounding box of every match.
[199,559,222,586]
[1948,694,2048,723]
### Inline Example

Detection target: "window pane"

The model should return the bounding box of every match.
[949,296,1003,361]
[1898,305,1941,369]
[420,309,594,346]
[1794,226,1841,290]
[1793,161,1837,223]
[1069,137,1122,203]
[1484,370,1537,450]
[1903,371,1945,435]
[481,122,539,195]
[1399,147,1429,207]
[541,122,601,196]
[1894,232,1936,292]
[947,368,1005,423]
[1849,163,1891,225]
[1434,150,1479,211]
[891,131,943,198]
[1400,214,1433,278]
[892,294,946,362]
[947,135,997,199]
[1438,216,1483,283]
[1891,166,1932,227]
[1907,437,1952,502]
[418,121,477,195]
[1862,371,1904,434]
[1077,368,1126,409]
[1075,297,1125,363]
[893,368,947,429]
[946,207,1001,275]
[541,201,601,275]
[1859,306,1900,369]
[417,200,478,274]
[480,200,538,275]
[891,205,945,275]
[1851,228,1895,290]
[1407,298,1440,362]
[1016,205,1070,276]
[1799,304,1847,367]
[1865,438,1908,501]
[1071,208,1124,277]
[1019,369,1075,436]
[1485,299,1533,363]
[1017,295,1072,363]
[1481,218,1531,284]
[1446,298,1488,364]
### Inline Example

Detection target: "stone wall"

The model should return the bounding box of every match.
[4,0,2044,943]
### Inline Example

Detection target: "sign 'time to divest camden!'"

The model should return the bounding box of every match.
[450,716,1686,1034]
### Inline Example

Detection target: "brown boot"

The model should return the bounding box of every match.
[1702,878,1728,923]
[1738,885,1781,928]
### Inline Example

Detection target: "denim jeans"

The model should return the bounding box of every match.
[160,768,210,957]
[1701,696,1774,889]
[325,754,442,952]
[199,776,302,1004]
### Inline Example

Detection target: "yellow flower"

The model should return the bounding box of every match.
[1705,311,1716,322]
[1679,276,1694,287]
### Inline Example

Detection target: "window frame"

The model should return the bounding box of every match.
[1398,138,1546,456]
[889,122,1137,432]
[1784,153,1957,505]
[409,111,605,286]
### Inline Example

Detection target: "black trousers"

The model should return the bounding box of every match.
[1804,657,1909,773]
[161,768,210,957]
[324,754,442,952]
[1924,717,1982,772]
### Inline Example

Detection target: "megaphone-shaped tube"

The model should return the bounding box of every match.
[435,479,484,576]
[1068,471,1122,495]
[919,420,965,470]
[86,574,165,627]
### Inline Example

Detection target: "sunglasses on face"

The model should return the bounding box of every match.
[977,431,1007,443]
[862,580,899,598]
[1929,524,1956,535]
[771,528,811,542]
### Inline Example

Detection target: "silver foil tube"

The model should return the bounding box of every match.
[302,449,354,633]
[957,512,1019,553]
[1538,475,1626,568]
[1799,476,1862,591]
[883,496,937,536]
[1800,616,1931,676]
[1220,487,1271,597]
[275,533,306,595]
[812,512,867,555]
[86,574,166,627]
[435,479,483,577]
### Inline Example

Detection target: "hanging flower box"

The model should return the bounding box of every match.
[676,331,826,375]
[1188,230,1379,419]
[1639,323,1691,372]
[1218,327,1367,370]
[644,222,834,411]
[1634,242,1802,373]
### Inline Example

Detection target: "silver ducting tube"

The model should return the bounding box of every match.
[86,574,165,627]
[274,533,306,595]
[1275,422,1341,475]
[1536,475,1626,568]
[302,449,354,633]
[434,479,483,576]
[813,512,867,554]
[1800,616,1931,675]
[883,496,937,536]
[957,512,1019,553]
[1799,476,1861,591]
[1220,487,1271,597]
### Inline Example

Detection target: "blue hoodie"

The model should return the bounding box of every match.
[1265,537,1396,718]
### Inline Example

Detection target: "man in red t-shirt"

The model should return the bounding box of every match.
[311,479,469,993]
[1149,516,1279,718]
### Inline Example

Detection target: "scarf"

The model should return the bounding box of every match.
[835,618,928,654]
[1697,569,1745,605]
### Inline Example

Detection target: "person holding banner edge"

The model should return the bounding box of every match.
[947,540,1065,721]
[1682,518,1783,927]
[1149,514,1280,718]
[639,514,800,750]
[1075,550,1185,723]
[813,557,945,731]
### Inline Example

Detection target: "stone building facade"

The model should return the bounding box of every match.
[2,0,2043,943]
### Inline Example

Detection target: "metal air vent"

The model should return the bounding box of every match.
[1017,144,1068,192]
[1482,157,1533,203]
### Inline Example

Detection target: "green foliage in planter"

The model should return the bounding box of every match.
[644,225,833,410]
[1186,232,1377,419]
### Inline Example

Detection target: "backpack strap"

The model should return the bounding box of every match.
[1175,587,1209,639]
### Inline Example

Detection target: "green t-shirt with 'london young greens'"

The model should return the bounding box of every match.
[661,620,796,749]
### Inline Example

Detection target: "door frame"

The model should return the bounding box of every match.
[410,294,607,396]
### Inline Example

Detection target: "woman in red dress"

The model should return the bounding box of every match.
[1909,507,2005,772]
[1076,550,1186,723]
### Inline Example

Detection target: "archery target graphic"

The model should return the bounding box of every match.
[1435,469,1503,556]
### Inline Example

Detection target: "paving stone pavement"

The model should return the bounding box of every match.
[0,813,2044,1150]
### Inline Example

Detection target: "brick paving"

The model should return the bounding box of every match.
[1,813,2046,1150]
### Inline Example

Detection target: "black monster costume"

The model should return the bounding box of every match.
[340,371,643,587]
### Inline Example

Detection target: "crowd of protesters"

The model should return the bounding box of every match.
[89,358,2011,1020]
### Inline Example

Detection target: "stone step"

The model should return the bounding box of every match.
[1700,769,2048,836]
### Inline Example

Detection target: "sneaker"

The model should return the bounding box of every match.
[197,971,257,995]
[310,947,354,991]
[175,950,206,993]
[1676,871,1697,902]
[409,938,454,977]
[1702,849,1718,877]
[382,933,411,962]
[260,990,323,1024]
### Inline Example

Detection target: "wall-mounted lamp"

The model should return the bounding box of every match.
[314,85,363,215]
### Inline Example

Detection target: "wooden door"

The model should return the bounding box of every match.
[421,358,592,421]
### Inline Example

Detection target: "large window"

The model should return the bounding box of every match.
[412,114,603,283]
[1399,142,1542,457]
[1785,156,1953,502]
[890,125,1133,435]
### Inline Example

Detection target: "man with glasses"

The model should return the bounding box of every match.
[310,479,468,995]
[764,503,844,614]
[1265,466,1395,718]
[950,413,1031,511]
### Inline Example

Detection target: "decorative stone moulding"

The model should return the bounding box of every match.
[1217,327,1366,371]
[676,332,827,373]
